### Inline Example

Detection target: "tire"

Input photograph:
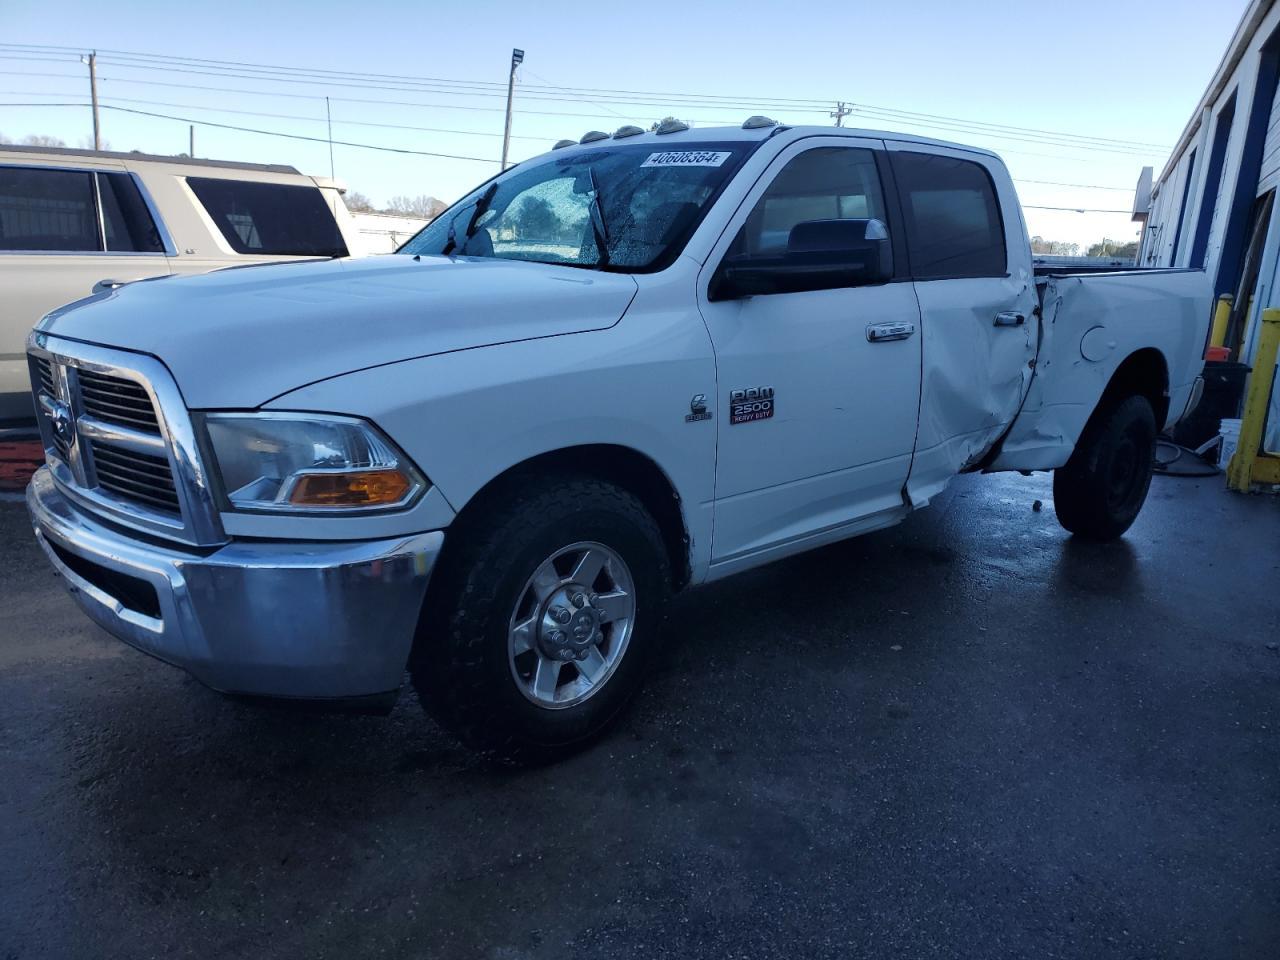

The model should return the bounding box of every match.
[410,474,669,762]
[1052,394,1157,541]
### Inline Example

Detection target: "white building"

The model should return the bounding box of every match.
[350,211,430,254]
[1139,0,1280,374]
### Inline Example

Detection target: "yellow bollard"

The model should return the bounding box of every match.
[1209,293,1233,350]
[1226,307,1280,491]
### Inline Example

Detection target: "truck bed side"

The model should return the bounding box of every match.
[990,268,1213,472]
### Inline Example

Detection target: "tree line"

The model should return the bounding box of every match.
[1032,236,1139,259]
[343,192,448,220]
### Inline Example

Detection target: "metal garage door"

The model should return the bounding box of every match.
[1258,79,1280,195]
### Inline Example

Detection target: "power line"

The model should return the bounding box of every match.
[1014,177,1134,192]
[1023,204,1132,213]
[0,102,503,162]
[88,94,555,141]
[0,72,744,125]
[0,43,1171,152]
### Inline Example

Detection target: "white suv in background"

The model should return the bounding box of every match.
[0,146,360,423]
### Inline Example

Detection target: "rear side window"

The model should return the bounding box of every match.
[100,173,164,253]
[892,152,1006,279]
[0,167,99,252]
[187,177,347,257]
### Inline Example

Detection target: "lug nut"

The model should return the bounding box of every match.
[550,629,567,644]
[552,606,572,624]
[558,648,575,661]
[572,593,587,608]
[588,593,599,605]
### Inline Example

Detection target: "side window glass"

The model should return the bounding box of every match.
[0,167,99,252]
[893,152,1006,279]
[100,173,165,253]
[186,177,348,257]
[729,147,888,258]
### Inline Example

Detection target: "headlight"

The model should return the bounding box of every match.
[202,413,425,513]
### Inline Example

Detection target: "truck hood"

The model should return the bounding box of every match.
[38,256,639,408]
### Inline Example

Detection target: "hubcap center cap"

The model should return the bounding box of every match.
[539,585,600,660]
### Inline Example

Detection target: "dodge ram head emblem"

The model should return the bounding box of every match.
[50,399,74,448]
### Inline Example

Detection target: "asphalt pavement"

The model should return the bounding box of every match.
[1,471,1278,960]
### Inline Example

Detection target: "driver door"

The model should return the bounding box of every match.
[697,138,922,569]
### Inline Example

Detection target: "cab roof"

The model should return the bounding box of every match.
[540,122,1001,162]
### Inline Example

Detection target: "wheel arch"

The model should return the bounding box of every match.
[1096,347,1171,430]
[439,444,693,593]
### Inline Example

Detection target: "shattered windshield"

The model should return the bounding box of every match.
[398,142,751,272]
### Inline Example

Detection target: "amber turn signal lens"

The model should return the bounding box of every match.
[287,470,413,507]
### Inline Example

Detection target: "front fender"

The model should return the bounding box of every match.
[269,314,718,581]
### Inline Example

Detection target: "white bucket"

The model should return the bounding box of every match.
[1220,417,1242,466]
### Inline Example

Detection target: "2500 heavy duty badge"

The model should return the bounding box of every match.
[729,386,775,425]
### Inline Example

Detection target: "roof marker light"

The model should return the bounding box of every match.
[552,139,576,150]
[654,119,689,135]
[579,130,610,144]
[742,115,777,130]
[613,125,645,139]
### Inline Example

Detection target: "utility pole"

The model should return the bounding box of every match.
[830,101,851,127]
[325,96,335,178]
[501,48,524,170]
[188,124,194,158]
[86,51,101,150]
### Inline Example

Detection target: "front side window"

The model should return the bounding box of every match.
[892,151,1006,279]
[726,146,889,258]
[187,177,347,258]
[0,167,98,252]
[399,141,751,272]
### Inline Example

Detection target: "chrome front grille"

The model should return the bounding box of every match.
[78,370,162,434]
[88,440,181,512]
[36,356,55,395]
[27,337,224,547]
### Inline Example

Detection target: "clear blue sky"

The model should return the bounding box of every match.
[0,0,1248,248]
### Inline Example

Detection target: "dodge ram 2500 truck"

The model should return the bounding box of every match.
[25,119,1212,759]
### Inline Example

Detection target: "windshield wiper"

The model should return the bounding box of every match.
[441,213,461,256]
[464,183,499,242]
[586,166,611,268]
[441,181,499,257]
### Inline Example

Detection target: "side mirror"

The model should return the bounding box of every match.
[709,218,892,301]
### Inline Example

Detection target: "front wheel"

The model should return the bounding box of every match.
[410,475,669,761]
[1053,394,1157,541]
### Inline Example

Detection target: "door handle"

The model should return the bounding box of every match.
[866,321,916,343]
[994,311,1026,327]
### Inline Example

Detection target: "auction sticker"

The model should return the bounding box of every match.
[641,151,732,168]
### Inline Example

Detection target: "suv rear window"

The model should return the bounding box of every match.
[892,152,1006,279]
[187,177,347,258]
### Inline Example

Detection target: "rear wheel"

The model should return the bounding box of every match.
[411,475,669,762]
[1053,394,1157,541]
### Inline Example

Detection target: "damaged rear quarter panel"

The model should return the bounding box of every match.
[991,270,1213,472]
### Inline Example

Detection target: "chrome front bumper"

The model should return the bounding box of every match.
[27,466,442,699]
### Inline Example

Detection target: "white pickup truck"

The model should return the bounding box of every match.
[25,120,1211,759]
